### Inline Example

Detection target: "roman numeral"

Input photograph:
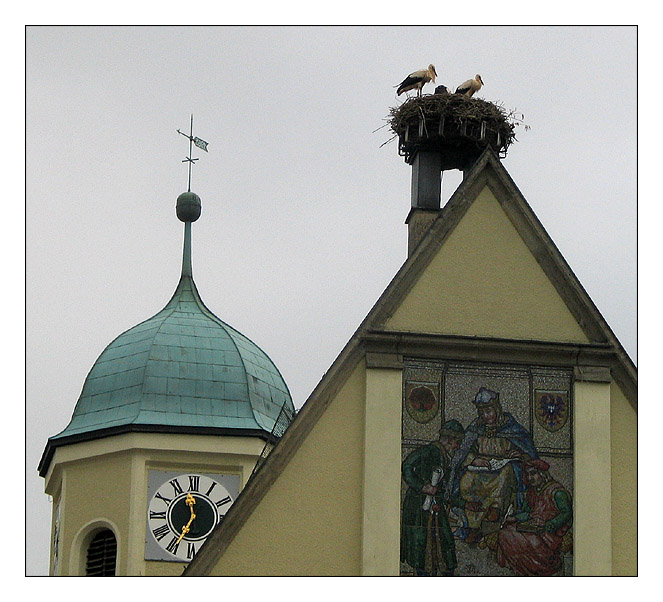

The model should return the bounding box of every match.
[149,510,166,520]
[187,475,200,492]
[215,495,232,508]
[187,543,197,560]
[154,492,171,505]
[165,536,180,554]
[205,481,217,496]
[170,478,183,495]
[152,524,171,541]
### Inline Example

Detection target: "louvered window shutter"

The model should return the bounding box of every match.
[85,529,117,576]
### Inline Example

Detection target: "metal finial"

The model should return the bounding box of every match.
[177,114,209,193]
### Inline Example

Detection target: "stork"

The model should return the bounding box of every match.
[396,64,437,97]
[455,74,484,97]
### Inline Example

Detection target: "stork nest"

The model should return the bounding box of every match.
[387,93,522,165]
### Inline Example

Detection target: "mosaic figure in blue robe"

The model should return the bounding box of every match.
[444,387,538,545]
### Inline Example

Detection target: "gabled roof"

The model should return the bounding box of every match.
[183,147,636,576]
[370,149,635,388]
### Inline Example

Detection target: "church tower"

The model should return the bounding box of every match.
[38,132,295,575]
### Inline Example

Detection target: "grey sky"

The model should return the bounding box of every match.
[26,25,636,576]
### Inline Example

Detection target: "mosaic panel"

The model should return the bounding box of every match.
[401,360,573,577]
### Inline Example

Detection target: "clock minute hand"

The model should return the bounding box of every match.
[176,493,197,544]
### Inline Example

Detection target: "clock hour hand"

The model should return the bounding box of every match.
[176,493,197,544]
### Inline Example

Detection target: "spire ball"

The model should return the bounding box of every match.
[176,191,202,222]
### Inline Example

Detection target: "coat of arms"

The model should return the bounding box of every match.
[405,384,439,424]
[534,390,569,432]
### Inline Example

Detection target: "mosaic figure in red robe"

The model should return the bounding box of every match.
[496,459,573,576]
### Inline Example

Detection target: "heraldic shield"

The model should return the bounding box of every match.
[534,390,569,432]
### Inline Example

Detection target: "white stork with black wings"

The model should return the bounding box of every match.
[396,64,437,97]
[455,74,484,97]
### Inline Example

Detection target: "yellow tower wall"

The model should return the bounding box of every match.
[45,432,263,575]
[58,451,132,575]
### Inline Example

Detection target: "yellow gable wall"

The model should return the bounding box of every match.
[385,186,590,343]
[198,180,635,576]
[610,382,637,575]
[209,361,367,576]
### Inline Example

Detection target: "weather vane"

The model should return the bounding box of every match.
[177,114,209,192]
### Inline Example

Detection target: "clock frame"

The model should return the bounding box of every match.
[146,471,239,562]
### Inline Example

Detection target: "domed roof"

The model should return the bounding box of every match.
[49,274,293,442]
[40,194,294,474]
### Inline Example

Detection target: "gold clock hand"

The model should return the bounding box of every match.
[176,523,190,544]
[176,493,197,544]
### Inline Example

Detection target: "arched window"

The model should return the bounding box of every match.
[85,529,117,576]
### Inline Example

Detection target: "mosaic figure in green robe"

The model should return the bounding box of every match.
[401,420,478,576]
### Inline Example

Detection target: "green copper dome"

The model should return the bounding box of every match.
[39,198,293,476]
[50,274,292,439]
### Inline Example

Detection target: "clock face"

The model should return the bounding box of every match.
[147,473,234,562]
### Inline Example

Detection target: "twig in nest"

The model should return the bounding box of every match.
[379,134,398,149]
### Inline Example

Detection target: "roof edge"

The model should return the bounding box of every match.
[38,423,276,478]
